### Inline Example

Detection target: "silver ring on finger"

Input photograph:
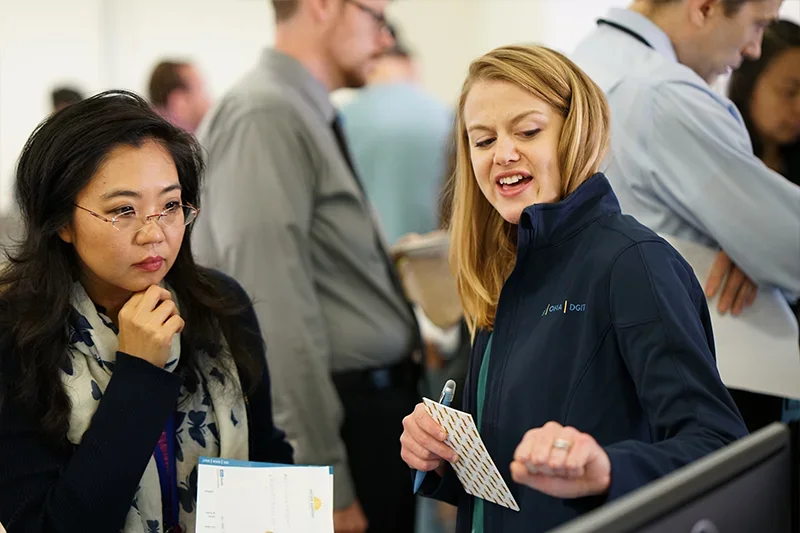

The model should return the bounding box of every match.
[552,438,572,451]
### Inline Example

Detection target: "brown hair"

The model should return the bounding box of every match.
[272,0,300,22]
[448,45,610,334]
[728,19,800,179]
[148,61,190,108]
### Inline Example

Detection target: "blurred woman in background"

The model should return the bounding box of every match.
[729,19,800,187]
[729,19,800,423]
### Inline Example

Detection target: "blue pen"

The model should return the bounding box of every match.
[413,379,457,494]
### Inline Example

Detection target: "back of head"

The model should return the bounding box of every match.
[365,21,416,84]
[385,22,412,59]
[148,60,211,132]
[448,44,610,333]
[272,0,300,22]
[148,60,190,108]
[51,86,84,112]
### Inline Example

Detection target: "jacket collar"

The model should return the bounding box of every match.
[260,48,336,124]
[518,173,621,251]
[603,8,679,63]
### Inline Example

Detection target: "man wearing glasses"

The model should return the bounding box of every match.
[193,1,420,533]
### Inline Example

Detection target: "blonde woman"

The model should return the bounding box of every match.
[399,45,747,533]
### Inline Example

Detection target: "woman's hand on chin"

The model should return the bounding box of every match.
[117,285,184,368]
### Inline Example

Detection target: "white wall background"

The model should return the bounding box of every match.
[0,0,106,212]
[0,0,275,213]
[0,0,798,213]
[101,0,273,100]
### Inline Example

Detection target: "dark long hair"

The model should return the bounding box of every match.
[0,90,262,445]
[728,19,800,185]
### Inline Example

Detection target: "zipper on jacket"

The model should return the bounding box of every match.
[483,216,537,531]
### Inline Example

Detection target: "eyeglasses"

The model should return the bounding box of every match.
[74,203,199,233]
[344,0,388,32]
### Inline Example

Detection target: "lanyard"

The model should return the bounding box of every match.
[597,18,654,50]
[153,415,180,532]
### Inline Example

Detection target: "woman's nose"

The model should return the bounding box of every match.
[494,136,520,166]
[134,217,167,244]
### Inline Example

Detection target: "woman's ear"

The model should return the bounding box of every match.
[57,223,74,244]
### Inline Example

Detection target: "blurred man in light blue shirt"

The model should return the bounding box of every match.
[573,0,800,432]
[573,0,799,302]
[341,27,453,245]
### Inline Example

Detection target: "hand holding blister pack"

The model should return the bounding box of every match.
[422,398,520,511]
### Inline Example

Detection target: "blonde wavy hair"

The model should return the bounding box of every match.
[448,44,611,334]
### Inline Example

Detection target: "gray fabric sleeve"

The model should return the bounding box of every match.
[194,105,356,509]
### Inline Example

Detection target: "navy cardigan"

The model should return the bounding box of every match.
[0,270,294,531]
[420,174,748,532]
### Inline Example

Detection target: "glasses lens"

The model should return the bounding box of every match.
[113,205,197,232]
[181,205,197,226]
[156,204,182,227]
[112,211,137,231]
[160,205,197,227]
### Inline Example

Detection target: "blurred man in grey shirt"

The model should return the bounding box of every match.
[192,1,422,532]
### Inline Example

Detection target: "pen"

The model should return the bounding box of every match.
[413,379,457,494]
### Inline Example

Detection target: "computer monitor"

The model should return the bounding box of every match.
[549,423,793,533]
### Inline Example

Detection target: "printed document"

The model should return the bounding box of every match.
[662,235,800,399]
[196,457,334,533]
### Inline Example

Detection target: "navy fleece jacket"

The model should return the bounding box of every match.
[420,173,747,532]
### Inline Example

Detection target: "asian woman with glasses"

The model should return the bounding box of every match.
[0,90,293,533]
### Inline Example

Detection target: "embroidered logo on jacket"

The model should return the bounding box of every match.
[541,300,587,316]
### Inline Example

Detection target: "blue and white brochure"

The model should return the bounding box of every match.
[196,457,334,532]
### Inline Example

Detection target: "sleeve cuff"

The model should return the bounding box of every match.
[107,352,183,410]
[414,306,462,360]
[415,463,463,506]
[604,447,630,502]
[564,446,625,514]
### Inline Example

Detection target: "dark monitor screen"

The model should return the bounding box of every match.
[550,423,792,533]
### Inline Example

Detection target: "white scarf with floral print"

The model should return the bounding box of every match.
[62,282,249,533]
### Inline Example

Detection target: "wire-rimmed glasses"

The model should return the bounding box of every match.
[74,203,199,233]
